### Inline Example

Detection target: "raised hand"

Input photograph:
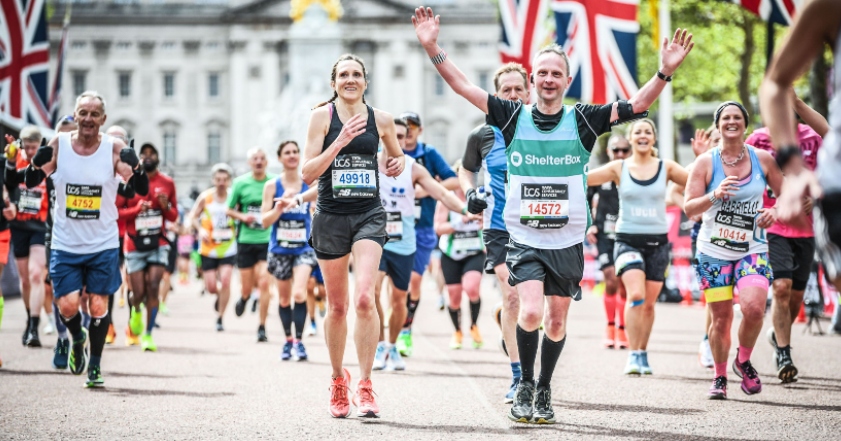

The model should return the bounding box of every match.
[660,28,694,75]
[412,7,440,49]
[690,128,710,157]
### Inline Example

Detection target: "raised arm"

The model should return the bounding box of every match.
[586,160,621,187]
[666,159,688,187]
[413,7,491,113]
[793,94,829,138]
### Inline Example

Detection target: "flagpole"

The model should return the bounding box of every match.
[657,0,674,162]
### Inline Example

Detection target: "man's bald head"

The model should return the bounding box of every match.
[106,125,128,143]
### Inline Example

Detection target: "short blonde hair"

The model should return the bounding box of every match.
[493,63,528,92]
[19,125,42,142]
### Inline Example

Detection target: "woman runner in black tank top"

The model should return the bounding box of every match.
[301,54,404,419]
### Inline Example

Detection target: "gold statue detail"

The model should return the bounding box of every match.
[290,0,343,22]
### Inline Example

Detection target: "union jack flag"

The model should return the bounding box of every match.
[0,0,51,129]
[552,0,640,104]
[498,0,553,75]
[729,0,801,25]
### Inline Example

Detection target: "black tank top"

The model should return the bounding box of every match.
[317,104,381,214]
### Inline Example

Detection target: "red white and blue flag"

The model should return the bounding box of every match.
[498,0,553,75]
[0,0,51,129]
[730,0,801,25]
[551,0,640,104]
[49,12,70,128]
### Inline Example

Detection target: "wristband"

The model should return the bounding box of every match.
[708,192,718,204]
[656,70,672,82]
[461,207,467,215]
[776,145,802,170]
[430,50,447,66]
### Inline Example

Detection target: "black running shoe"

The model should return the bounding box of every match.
[532,386,555,424]
[251,298,258,313]
[507,379,535,423]
[257,326,268,343]
[25,328,42,347]
[216,318,224,332]
[69,329,89,376]
[22,319,30,346]
[53,338,70,369]
[235,297,247,317]
[775,346,798,384]
[85,365,104,388]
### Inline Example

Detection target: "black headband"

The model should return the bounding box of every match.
[714,101,749,127]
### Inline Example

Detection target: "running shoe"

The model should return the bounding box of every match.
[69,328,89,376]
[235,297,247,317]
[125,326,140,346]
[317,299,326,318]
[386,345,405,371]
[767,327,779,350]
[140,333,158,352]
[470,325,483,349]
[532,385,555,424]
[699,339,714,369]
[353,378,380,418]
[129,307,144,336]
[294,341,308,361]
[504,377,520,404]
[160,302,170,316]
[281,340,294,361]
[450,330,463,349]
[85,365,104,388]
[24,327,42,347]
[396,329,413,357]
[216,318,224,332]
[616,327,629,349]
[732,351,762,395]
[251,297,258,313]
[257,326,268,343]
[708,376,728,400]
[775,346,799,384]
[329,368,352,418]
[639,351,653,375]
[307,321,317,336]
[437,294,446,311]
[623,352,641,375]
[53,338,69,370]
[43,322,55,335]
[22,319,30,346]
[118,296,125,308]
[508,379,535,423]
[105,323,116,345]
[603,325,616,349]
[372,342,388,370]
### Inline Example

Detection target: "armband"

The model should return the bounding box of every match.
[24,165,46,189]
[775,145,802,171]
[611,100,649,126]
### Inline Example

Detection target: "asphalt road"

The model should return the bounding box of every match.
[2,274,840,440]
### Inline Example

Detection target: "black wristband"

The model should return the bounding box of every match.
[656,71,672,82]
[775,145,802,170]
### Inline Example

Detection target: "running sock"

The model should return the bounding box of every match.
[146,307,158,335]
[60,313,84,342]
[82,311,91,329]
[89,313,110,368]
[29,316,40,333]
[537,335,566,389]
[511,362,522,380]
[469,299,481,326]
[604,294,617,324]
[448,307,461,331]
[737,345,753,364]
[293,301,307,340]
[279,305,293,338]
[54,303,67,339]
[714,361,727,378]
[516,325,539,382]
[107,294,114,314]
[616,296,626,327]
[404,296,420,328]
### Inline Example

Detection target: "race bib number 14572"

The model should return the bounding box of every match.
[519,183,569,229]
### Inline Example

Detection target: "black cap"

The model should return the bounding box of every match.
[140,143,158,156]
[400,112,421,127]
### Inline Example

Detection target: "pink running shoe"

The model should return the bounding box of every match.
[353,378,380,418]
[708,376,727,400]
[732,350,762,395]
[329,368,352,418]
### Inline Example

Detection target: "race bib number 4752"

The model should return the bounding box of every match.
[65,184,102,220]
[519,183,569,229]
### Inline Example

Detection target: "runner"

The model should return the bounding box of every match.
[684,101,783,399]
[413,7,693,422]
[373,118,468,371]
[586,134,630,350]
[301,53,404,418]
[394,110,459,358]
[261,140,318,361]
[187,163,237,332]
[32,91,142,387]
[228,148,274,342]
[434,168,485,350]
[586,119,688,375]
[457,61,529,402]
[747,96,823,383]
[122,143,178,352]
[4,127,49,348]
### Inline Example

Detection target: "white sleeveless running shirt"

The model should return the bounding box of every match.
[51,132,120,253]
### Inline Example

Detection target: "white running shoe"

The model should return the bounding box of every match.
[436,294,446,311]
[386,345,406,371]
[372,341,388,371]
[43,322,55,335]
[306,322,317,337]
[699,338,714,369]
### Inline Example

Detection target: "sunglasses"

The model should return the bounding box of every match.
[612,148,630,154]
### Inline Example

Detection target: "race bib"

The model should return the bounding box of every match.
[332,154,377,198]
[603,214,617,237]
[212,228,233,243]
[276,219,307,248]
[615,251,643,273]
[519,183,569,229]
[246,205,264,230]
[414,199,422,222]
[453,230,482,253]
[386,211,403,241]
[135,209,163,236]
[18,188,42,215]
[65,184,102,220]
[710,210,754,253]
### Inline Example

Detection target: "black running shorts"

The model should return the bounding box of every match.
[441,252,485,285]
[236,242,269,269]
[482,228,509,274]
[768,234,815,290]
[595,234,616,271]
[309,206,387,260]
[613,234,670,282]
[506,241,584,299]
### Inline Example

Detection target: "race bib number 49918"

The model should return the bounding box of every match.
[519,183,569,229]
[332,154,377,198]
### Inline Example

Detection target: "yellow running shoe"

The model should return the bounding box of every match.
[125,326,140,346]
[105,323,116,345]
